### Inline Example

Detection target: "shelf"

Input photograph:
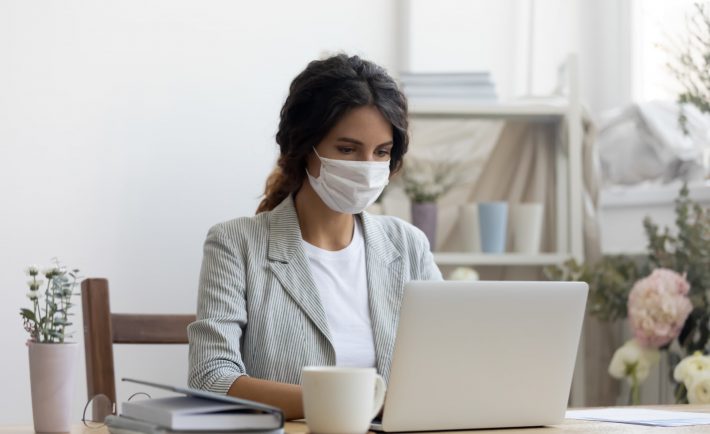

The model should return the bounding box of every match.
[600,180,710,208]
[408,99,568,121]
[433,252,571,267]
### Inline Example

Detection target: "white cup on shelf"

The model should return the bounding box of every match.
[302,366,386,434]
[511,202,545,254]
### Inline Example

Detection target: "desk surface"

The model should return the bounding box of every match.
[2,406,710,433]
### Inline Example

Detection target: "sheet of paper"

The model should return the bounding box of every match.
[565,408,710,427]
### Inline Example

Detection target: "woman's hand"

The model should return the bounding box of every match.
[228,376,304,420]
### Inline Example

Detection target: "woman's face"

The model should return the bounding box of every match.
[307,105,394,178]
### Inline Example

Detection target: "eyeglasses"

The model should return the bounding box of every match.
[82,391,152,429]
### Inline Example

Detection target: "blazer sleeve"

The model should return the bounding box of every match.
[187,223,248,394]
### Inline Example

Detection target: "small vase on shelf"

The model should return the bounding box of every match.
[411,201,437,250]
[478,201,508,254]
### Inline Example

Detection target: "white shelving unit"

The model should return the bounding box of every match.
[408,55,585,269]
[409,99,569,120]
[407,56,587,408]
[433,253,572,267]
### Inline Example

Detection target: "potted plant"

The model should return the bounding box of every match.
[400,156,461,250]
[20,259,81,433]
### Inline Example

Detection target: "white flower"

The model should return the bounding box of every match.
[401,156,461,202]
[25,265,39,276]
[26,279,43,290]
[674,352,710,387]
[687,371,710,404]
[608,339,660,383]
[26,290,40,300]
[43,267,59,278]
[407,169,433,186]
[449,267,479,281]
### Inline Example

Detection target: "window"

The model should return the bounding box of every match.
[631,0,702,102]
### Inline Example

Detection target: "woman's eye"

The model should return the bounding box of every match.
[376,149,391,157]
[338,147,355,154]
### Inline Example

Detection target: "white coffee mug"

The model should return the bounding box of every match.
[302,366,386,434]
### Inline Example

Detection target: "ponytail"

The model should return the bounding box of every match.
[256,156,305,213]
[256,167,290,214]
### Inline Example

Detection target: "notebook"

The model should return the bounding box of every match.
[117,378,284,432]
[105,414,285,434]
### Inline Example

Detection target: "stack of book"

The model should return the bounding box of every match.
[105,379,284,434]
[399,72,498,104]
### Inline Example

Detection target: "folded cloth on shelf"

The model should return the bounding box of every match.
[596,101,709,186]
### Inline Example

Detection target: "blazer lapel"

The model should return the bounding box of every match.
[267,196,333,347]
[360,211,404,382]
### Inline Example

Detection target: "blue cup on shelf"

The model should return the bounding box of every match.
[478,202,508,254]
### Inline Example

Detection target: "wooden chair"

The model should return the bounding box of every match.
[81,278,196,413]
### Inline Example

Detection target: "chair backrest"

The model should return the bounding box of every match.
[81,278,196,408]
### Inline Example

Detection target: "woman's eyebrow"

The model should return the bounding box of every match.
[336,137,394,147]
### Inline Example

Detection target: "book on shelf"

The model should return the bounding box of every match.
[404,86,497,98]
[399,71,494,86]
[105,378,284,434]
[400,71,498,102]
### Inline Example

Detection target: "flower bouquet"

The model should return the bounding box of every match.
[547,184,710,404]
[21,261,81,343]
[608,269,693,404]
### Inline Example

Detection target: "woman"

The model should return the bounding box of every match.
[187,54,442,420]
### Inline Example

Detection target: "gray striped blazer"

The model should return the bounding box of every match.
[187,195,443,394]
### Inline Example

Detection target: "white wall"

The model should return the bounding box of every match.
[407,0,525,100]
[630,0,701,102]
[576,0,633,114]
[0,0,399,424]
[599,182,710,254]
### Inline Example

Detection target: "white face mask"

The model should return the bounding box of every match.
[306,148,390,214]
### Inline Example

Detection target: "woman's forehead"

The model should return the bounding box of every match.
[325,106,393,144]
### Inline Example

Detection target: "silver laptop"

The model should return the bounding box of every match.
[371,280,588,432]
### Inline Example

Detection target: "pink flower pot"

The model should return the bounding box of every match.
[411,202,437,250]
[28,342,79,433]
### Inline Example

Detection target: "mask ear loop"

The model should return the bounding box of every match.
[306,147,324,179]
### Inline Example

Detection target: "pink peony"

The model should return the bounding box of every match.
[627,268,692,348]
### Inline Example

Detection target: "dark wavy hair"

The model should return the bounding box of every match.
[256,54,409,213]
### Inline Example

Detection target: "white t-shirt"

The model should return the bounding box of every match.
[302,219,376,368]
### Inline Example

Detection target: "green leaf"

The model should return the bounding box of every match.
[20,308,37,322]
